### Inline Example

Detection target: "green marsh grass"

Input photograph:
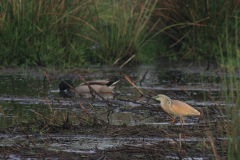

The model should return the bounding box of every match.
[220,49,240,159]
[0,0,158,67]
[0,0,96,67]
[151,0,240,61]
[0,0,239,66]
[217,14,239,159]
[79,0,157,64]
[196,6,239,158]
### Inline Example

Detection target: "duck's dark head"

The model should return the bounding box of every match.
[106,80,120,87]
[59,80,74,91]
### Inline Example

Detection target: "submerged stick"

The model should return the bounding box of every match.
[123,74,144,95]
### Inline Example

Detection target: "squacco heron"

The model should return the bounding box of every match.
[152,94,200,124]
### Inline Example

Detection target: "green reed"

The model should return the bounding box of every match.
[150,0,240,62]
[218,13,240,159]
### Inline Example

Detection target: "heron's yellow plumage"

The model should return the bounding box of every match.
[152,94,200,124]
[171,100,200,116]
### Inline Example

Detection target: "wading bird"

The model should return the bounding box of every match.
[59,80,120,93]
[152,94,200,124]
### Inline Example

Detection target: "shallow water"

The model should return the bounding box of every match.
[0,62,230,159]
[0,63,225,128]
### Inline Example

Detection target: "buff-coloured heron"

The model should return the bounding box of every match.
[152,94,200,124]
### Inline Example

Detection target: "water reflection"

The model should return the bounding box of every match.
[0,63,231,128]
[73,92,114,99]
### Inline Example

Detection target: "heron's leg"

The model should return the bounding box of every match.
[181,116,185,125]
[170,116,176,123]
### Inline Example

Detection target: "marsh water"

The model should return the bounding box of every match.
[0,62,229,159]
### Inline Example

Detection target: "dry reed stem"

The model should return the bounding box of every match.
[45,97,53,114]
[138,96,144,101]
[29,109,52,122]
[78,101,90,113]
[203,138,206,159]
[207,93,227,132]
[41,125,49,131]
[180,48,193,60]
[91,49,110,65]
[179,86,191,97]
[169,30,191,48]
[78,74,107,102]
[206,130,220,160]
[178,133,183,160]
[111,58,120,67]
[162,129,179,144]
[105,104,110,111]
[142,88,157,96]
[139,138,153,160]
[89,103,103,121]
[108,129,122,136]
[140,69,149,86]
[149,18,160,33]
[54,98,62,106]
[47,132,54,141]
[44,72,51,84]
[62,112,66,122]
[108,58,120,71]
[119,55,135,69]
[123,74,144,95]
[166,113,175,121]
[42,140,50,147]
[22,130,36,147]
[62,80,82,95]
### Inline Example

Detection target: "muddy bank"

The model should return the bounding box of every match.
[0,113,227,159]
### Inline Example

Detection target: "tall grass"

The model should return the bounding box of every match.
[0,0,239,66]
[75,0,157,64]
[0,0,95,67]
[0,0,157,67]
[218,12,240,159]
[151,0,240,61]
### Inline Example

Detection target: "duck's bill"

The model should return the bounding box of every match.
[110,80,120,86]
